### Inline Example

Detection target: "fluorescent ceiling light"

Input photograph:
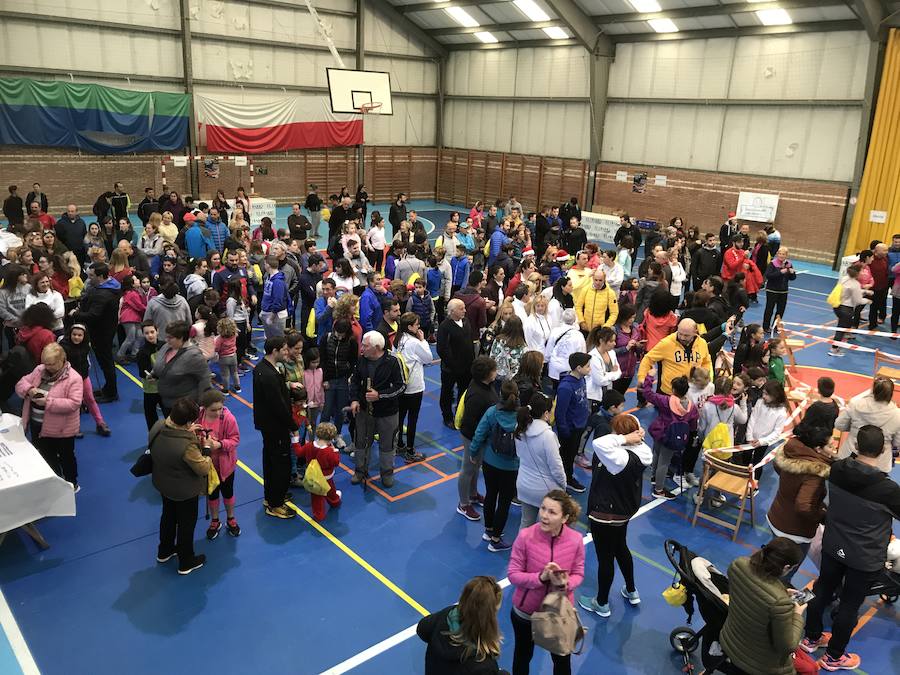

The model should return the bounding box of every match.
[648,18,679,33]
[543,26,568,39]
[513,0,550,22]
[445,6,479,28]
[629,0,661,12]
[475,31,498,43]
[756,8,792,25]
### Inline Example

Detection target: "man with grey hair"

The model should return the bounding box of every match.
[270,239,300,326]
[437,298,474,428]
[869,242,890,329]
[349,330,407,487]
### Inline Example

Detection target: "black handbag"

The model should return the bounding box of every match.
[130,451,153,477]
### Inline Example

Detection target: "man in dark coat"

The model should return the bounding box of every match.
[72,263,121,402]
[436,298,474,429]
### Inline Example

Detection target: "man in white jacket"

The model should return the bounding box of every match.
[545,308,586,387]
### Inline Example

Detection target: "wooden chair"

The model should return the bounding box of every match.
[775,316,805,370]
[692,447,769,541]
[874,349,900,383]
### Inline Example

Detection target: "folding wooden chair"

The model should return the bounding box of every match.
[775,316,805,370]
[874,349,900,383]
[692,449,760,541]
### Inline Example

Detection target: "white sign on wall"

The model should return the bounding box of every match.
[172,156,188,167]
[736,191,779,223]
[233,156,248,167]
[655,175,668,187]
[580,211,621,245]
[226,197,277,229]
[615,171,628,182]
[869,210,888,224]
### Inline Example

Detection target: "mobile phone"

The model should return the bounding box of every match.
[791,589,815,605]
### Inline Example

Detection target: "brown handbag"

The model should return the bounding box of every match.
[530,590,587,656]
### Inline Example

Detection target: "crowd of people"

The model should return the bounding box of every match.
[1,181,898,673]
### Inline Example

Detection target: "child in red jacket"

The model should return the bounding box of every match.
[294,422,342,521]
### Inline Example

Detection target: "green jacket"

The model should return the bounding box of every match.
[769,355,785,385]
[720,556,803,675]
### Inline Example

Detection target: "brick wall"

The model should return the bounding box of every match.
[0,145,438,213]
[594,162,850,264]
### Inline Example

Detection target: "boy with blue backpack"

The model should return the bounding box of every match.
[642,372,698,500]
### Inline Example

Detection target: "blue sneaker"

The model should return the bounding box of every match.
[578,595,611,618]
[621,586,641,605]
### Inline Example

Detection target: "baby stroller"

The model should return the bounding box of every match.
[664,540,730,673]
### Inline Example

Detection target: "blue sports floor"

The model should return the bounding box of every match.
[0,202,897,675]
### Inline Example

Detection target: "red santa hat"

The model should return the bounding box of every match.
[555,249,570,262]
[522,246,535,257]
[183,212,197,223]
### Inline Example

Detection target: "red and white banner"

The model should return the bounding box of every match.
[195,95,362,153]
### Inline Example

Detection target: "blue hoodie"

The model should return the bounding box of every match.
[450,254,469,288]
[262,270,291,314]
[184,223,214,259]
[426,267,442,298]
[358,286,383,332]
[555,372,589,439]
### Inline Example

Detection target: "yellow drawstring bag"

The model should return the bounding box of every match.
[826,282,842,309]
[302,458,331,496]
[703,421,734,460]
[207,466,220,495]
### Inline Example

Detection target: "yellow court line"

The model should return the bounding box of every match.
[116,362,429,617]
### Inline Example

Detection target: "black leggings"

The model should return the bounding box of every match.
[482,462,517,538]
[762,290,788,332]
[143,392,163,430]
[209,471,235,500]
[397,391,423,449]
[510,608,571,675]
[590,520,634,605]
[30,422,77,485]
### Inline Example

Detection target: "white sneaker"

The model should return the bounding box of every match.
[827,350,844,358]
[336,490,342,500]
[685,473,700,487]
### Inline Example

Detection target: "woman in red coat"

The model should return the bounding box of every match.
[743,257,764,304]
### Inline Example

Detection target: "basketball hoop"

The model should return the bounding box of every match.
[357,102,383,115]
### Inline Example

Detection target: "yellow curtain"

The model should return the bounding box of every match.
[845,28,900,254]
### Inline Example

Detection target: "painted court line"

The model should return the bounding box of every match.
[117,363,431,620]
[321,487,685,674]
[0,588,39,675]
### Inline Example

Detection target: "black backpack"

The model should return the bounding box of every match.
[663,420,690,454]
[491,423,517,458]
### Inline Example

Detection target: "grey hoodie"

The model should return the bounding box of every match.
[0,283,31,324]
[152,344,212,407]
[144,294,192,335]
[514,419,567,508]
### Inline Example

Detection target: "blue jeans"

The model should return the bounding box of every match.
[322,377,350,435]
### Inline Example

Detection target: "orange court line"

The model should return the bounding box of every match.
[391,472,461,501]
[851,601,882,637]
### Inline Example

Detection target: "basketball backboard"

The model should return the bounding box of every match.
[326,68,393,115]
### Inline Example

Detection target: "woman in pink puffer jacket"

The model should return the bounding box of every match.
[15,342,83,490]
[507,489,585,674]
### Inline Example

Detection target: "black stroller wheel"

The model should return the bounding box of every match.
[670,626,698,653]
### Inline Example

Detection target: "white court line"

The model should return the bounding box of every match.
[0,588,40,675]
[319,487,684,674]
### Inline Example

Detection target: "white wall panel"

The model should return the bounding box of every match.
[445,101,590,158]
[602,103,725,171]
[609,31,868,101]
[11,0,179,29]
[446,47,589,98]
[366,9,435,58]
[0,19,182,78]
[609,39,733,100]
[729,32,869,100]
[364,97,436,146]
[718,106,860,181]
[367,57,438,96]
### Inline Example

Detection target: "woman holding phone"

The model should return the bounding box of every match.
[507,489,585,674]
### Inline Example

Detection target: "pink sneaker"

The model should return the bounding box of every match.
[818,652,861,671]
[575,454,593,469]
[800,632,831,654]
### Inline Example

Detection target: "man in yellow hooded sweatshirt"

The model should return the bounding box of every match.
[575,268,618,332]
[638,318,712,395]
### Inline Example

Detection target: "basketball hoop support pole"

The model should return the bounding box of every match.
[355,0,365,187]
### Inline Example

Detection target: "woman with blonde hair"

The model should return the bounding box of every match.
[109,248,132,282]
[523,293,552,354]
[416,575,504,674]
[61,252,84,299]
[481,297,514,355]
[158,211,178,244]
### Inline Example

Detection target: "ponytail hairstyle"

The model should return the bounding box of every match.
[516,392,551,438]
[586,325,616,351]
[749,537,802,580]
[713,375,733,399]
[542,489,582,524]
[498,379,519,412]
[449,576,502,662]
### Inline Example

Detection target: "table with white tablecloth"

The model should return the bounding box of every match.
[0,413,76,549]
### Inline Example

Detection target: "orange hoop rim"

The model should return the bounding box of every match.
[357,102,383,114]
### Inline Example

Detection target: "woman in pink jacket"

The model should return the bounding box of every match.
[507,489,585,675]
[198,389,242,539]
[15,342,84,490]
[116,275,149,364]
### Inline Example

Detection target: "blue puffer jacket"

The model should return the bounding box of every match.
[470,405,519,471]
[358,286,383,332]
[406,291,433,327]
